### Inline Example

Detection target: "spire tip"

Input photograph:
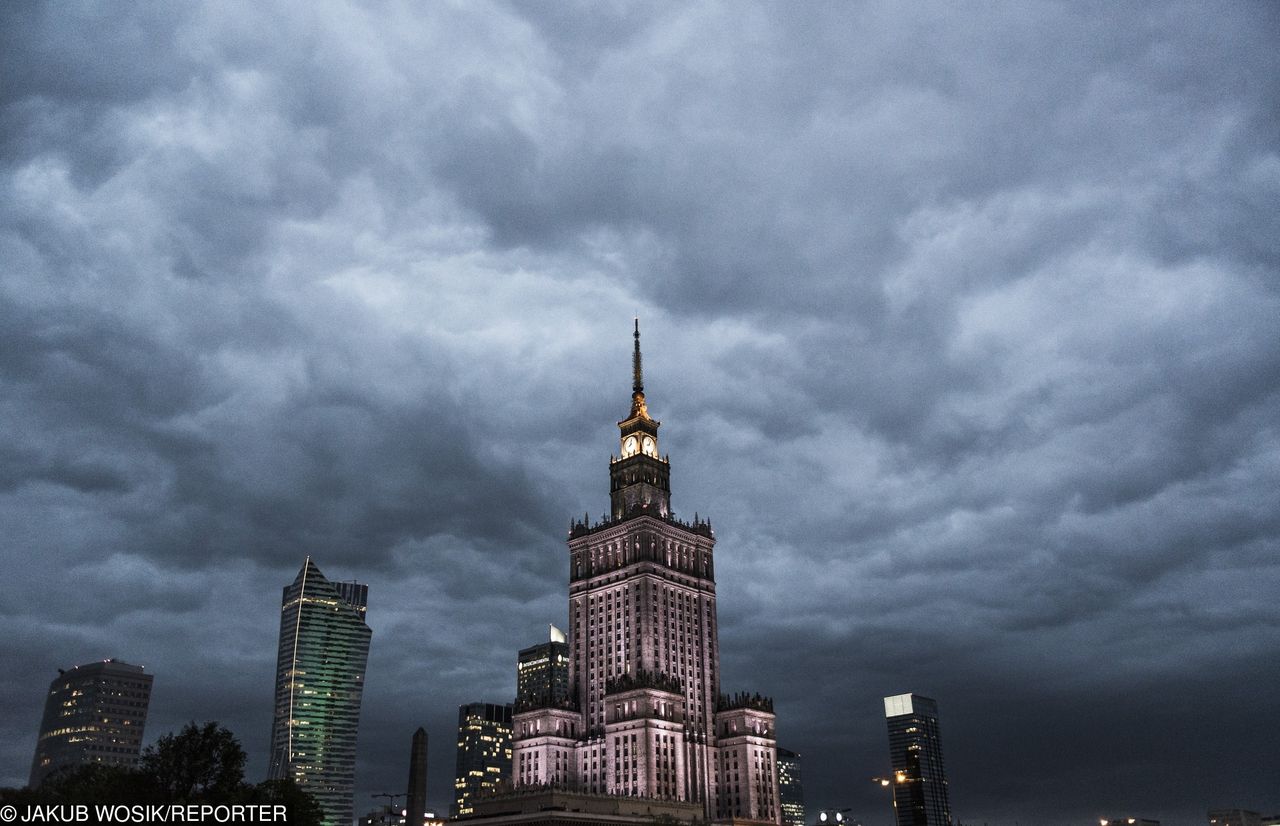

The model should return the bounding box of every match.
[632,318,643,394]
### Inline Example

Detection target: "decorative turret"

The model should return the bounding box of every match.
[610,319,671,519]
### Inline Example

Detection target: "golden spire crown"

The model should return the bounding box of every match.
[629,318,652,421]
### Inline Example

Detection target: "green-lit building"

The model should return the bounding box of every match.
[268,557,372,826]
[453,702,513,817]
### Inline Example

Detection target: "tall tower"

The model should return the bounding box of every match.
[268,558,372,826]
[517,625,571,707]
[512,321,780,825]
[883,694,952,826]
[28,659,153,787]
[406,727,429,826]
[776,748,805,826]
[453,703,514,817]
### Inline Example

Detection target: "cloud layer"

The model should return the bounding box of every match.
[2,2,1278,822]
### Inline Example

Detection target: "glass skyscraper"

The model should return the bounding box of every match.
[516,625,570,708]
[28,659,153,787]
[883,693,952,826]
[268,557,372,826]
[453,702,513,817]
[776,748,805,826]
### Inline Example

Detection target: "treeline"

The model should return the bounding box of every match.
[1,722,324,826]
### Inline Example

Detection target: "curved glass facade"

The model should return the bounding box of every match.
[268,558,372,826]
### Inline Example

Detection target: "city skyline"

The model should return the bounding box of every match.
[2,3,1278,825]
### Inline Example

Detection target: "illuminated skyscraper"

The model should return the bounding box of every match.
[517,625,571,707]
[883,694,951,826]
[28,659,153,787]
[453,702,514,817]
[776,748,804,826]
[511,322,780,824]
[268,558,372,826]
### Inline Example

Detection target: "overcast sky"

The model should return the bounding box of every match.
[2,2,1278,824]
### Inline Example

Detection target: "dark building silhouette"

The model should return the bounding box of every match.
[407,726,429,826]
[510,322,780,824]
[28,659,153,787]
[517,625,570,707]
[884,693,951,826]
[268,558,372,826]
[1208,812,1274,826]
[776,748,805,826]
[453,702,513,817]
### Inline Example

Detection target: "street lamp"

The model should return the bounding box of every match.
[372,793,406,825]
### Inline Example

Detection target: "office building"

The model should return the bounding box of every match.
[453,702,513,817]
[884,693,951,826]
[517,625,571,708]
[776,748,804,826]
[510,322,781,824]
[28,659,153,787]
[407,726,429,826]
[268,557,372,826]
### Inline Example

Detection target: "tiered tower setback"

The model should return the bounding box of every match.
[512,322,780,825]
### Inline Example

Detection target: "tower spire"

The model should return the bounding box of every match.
[633,317,643,394]
[627,318,651,422]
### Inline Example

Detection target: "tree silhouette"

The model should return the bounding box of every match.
[1,722,323,826]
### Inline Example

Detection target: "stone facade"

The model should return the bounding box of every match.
[511,324,779,825]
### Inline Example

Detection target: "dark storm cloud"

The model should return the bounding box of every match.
[2,1,1278,823]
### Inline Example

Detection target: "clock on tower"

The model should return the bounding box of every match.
[609,319,670,519]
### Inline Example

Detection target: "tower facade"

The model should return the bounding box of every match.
[517,625,571,707]
[268,558,372,826]
[453,703,514,817]
[407,726,429,826]
[884,694,952,826]
[28,659,153,787]
[511,323,780,824]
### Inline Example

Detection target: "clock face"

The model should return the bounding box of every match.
[642,436,656,457]
[623,436,638,456]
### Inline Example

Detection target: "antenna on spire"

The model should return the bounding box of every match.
[632,318,644,394]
